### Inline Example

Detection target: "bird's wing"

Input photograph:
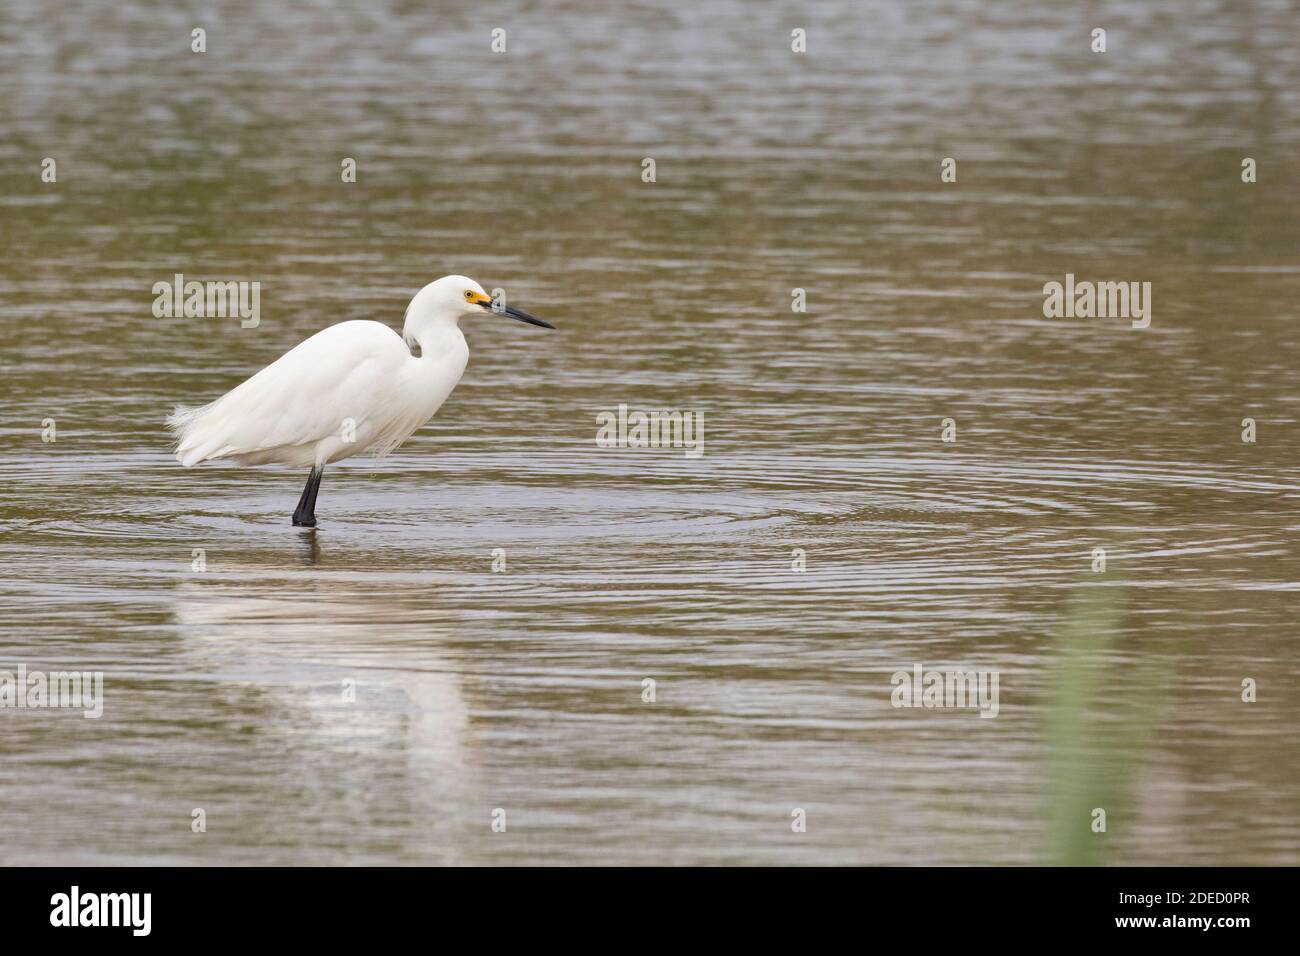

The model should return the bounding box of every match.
[172,320,409,464]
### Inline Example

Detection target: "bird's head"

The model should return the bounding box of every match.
[412,275,555,329]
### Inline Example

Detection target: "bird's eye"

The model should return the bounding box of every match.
[464,290,474,299]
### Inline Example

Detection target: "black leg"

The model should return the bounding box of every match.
[305,464,324,516]
[292,466,324,527]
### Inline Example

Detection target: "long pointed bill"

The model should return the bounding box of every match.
[480,299,555,329]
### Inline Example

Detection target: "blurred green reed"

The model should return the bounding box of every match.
[1044,586,1171,866]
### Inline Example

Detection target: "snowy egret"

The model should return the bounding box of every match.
[168,275,554,527]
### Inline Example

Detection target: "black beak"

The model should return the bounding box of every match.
[481,300,555,329]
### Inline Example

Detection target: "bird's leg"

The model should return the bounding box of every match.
[292,466,324,527]
[305,465,325,518]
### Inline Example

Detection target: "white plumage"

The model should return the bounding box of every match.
[169,318,465,468]
[167,274,553,526]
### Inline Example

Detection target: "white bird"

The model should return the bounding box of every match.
[168,275,554,527]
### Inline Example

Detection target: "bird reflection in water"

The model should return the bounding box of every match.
[296,528,321,566]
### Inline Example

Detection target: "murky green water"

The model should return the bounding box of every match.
[2,1,1298,864]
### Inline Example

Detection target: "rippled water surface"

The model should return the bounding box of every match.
[2,1,1298,864]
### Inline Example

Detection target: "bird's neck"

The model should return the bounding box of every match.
[410,320,467,361]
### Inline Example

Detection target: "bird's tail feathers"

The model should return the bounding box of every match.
[167,401,220,467]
